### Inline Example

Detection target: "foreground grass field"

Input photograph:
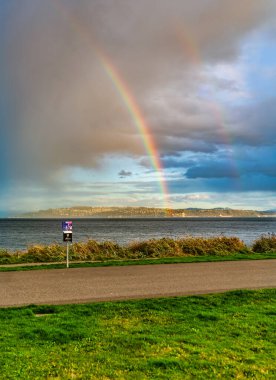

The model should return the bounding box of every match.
[0,289,275,379]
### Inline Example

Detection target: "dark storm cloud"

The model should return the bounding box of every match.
[181,144,276,179]
[172,145,276,195]
[167,173,276,195]
[229,98,276,147]
[118,170,132,178]
[1,0,276,187]
[162,157,196,170]
[186,161,240,179]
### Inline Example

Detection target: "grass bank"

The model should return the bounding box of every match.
[0,235,275,267]
[0,289,275,379]
[0,252,275,272]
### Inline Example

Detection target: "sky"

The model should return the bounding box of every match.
[1,0,276,215]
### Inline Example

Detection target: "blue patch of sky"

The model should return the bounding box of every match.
[244,37,276,99]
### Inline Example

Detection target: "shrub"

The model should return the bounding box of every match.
[252,234,276,253]
[0,249,14,264]
[71,240,127,261]
[179,236,247,256]
[98,241,127,260]
[19,244,66,263]
[71,242,95,261]
[128,238,182,258]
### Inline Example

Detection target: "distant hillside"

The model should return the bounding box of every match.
[17,206,276,218]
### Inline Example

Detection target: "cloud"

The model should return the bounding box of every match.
[1,0,276,211]
[185,161,240,179]
[118,170,132,178]
[229,98,276,147]
[170,194,211,202]
[182,144,276,182]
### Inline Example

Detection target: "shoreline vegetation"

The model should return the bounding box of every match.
[0,235,275,266]
[16,206,276,218]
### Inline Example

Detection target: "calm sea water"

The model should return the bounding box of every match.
[0,218,276,251]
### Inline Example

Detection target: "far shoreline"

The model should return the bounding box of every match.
[9,205,276,219]
[5,215,276,219]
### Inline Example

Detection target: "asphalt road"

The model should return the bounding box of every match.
[0,260,275,307]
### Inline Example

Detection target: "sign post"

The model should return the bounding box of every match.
[66,242,69,268]
[62,221,73,268]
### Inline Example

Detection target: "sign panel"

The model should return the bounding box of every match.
[62,221,73,231]
[63,231,73,242]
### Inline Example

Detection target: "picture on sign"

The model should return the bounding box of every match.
[62,221,73,231]
[63,231,73,242]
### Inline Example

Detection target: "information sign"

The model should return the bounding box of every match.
[62,221,73,231]
[63,231,73,242]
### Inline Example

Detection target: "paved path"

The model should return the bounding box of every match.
[0,260,275,307]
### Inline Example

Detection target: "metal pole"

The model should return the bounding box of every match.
[66,242,69,268]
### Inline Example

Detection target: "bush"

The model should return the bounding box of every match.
[19,244,66,263]
[128,238,182,258]
[0,249,14,264]
[71,240,128,261]
[98,241,127,260]
[128,236,247,258]
[179,236,247,256]
[252,234,276,253]
[71,241,96,261]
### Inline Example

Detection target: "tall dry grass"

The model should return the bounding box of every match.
[0,235,258,264]
[252,234,276,253]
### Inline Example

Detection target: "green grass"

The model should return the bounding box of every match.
[0,289,275,379]
[0,252,275,272]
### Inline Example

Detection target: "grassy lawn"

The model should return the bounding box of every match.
[0,252,275,272]
[0,289,275,379]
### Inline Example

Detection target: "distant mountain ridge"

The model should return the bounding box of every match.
[17,206,276,218]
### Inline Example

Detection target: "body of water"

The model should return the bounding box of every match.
[0,218,276,251]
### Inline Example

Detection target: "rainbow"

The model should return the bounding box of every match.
[98,52,170,207]
[51,0,170,209]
